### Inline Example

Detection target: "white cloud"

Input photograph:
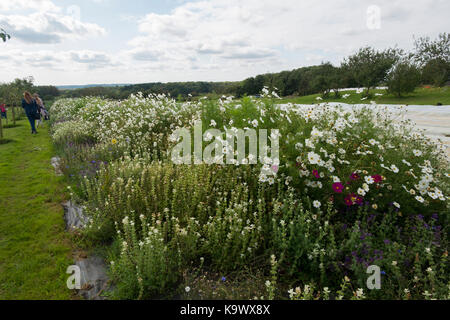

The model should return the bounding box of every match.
[0,49,117,71]
[0,0,59,12]
[0,0,105,44]
[1,0,449,85]
[127,0,450,73]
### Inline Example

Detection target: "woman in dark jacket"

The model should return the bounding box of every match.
[22,91,39,134]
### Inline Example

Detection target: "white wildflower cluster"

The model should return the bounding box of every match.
[51,94,201,155]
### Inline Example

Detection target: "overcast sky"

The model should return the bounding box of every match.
[0,0,449,86]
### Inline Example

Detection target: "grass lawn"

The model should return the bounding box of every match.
[278,87,450,105]
[0,110,73,300]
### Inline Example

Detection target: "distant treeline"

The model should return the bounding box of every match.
[3,33,448,103]
[35,63,355,101]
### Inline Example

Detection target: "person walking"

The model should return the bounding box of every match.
[0,103,6,120]
[22,91,39,134]
[33,93,44,128]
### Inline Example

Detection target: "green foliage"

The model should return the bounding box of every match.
[387,60,421,97]
[342,47,401,95]
[0,28,10,42]
[421,59,449,87]
[0,77,35,106]
[414,33,450,86]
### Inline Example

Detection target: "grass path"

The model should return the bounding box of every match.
[0,114,73,300]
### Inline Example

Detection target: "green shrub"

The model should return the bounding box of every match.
[387,61,421,97]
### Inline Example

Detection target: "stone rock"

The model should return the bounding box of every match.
[76,256,110,300]
[51,156,63,176]
[62,201,88,231]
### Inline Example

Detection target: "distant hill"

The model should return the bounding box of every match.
[57,83,129,90]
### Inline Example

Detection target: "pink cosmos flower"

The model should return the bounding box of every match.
[372,175,383,183]
[350,172,360,181]
[345,193,358,206]
[344,195,353,206]
[355,196,364,205]
[333,182,344,193]
[312,170,320,179]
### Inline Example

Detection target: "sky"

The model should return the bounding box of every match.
[0,0,449,86]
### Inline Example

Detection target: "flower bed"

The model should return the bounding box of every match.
[51,91,449,300]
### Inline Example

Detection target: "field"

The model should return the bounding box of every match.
[278,87,450,106]
[0,109,73,300]
[46,91,450,300]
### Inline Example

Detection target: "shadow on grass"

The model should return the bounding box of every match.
[0,139,15,145]
[2,124,22,129]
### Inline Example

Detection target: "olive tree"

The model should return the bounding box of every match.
[0,77,34,125]
[414,33,450,86]
[387,60,421,97]
[342,47,400,96]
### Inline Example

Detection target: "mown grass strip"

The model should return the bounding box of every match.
[0,113,73,300]
[278,87,450,105]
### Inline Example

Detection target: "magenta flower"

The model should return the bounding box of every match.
[333,182,344,193]
[372,175,383,183]
[312,169,320,179]
[350,172,360,181]
[355,196,364,205]
[344,195,353,206]
[344,193,358,206]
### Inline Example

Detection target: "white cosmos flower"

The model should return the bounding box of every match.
[428,192,438,200]
[307,152,321,165]
[415,196,425,203]
[313,200,321,208]
[413,150,423,157]
[393,202,401,208]
[365,176,375,184]
[305,138,315,149]
[295,143,303,151]
[311,127,323,139]
[391,165,399,173]
[402,159,412,167]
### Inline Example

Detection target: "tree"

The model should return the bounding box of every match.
[1,28,10,42]
[414,33,450,86]
[342,47,400,96]
[0,77,34,125]
[34,85,60,102]
[310,63,341,98]
[387,60,421,97]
